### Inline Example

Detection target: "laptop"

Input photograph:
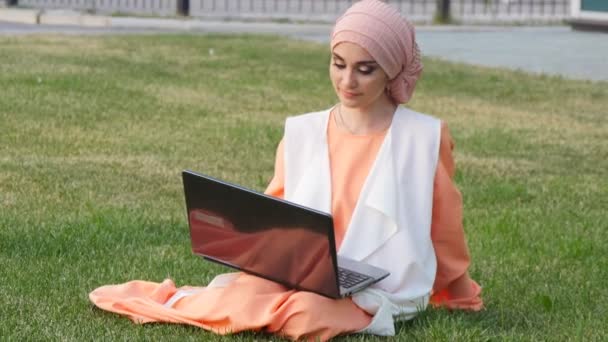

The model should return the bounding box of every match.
[182,169,390,299]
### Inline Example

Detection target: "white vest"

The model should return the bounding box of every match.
[283,106,441,335]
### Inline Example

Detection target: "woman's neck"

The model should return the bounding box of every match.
[337,98,398,135]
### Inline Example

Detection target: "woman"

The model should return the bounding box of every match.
[90,0,482,340]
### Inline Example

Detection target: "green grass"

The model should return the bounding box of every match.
[1,33,607,341]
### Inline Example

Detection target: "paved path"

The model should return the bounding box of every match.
[416,26,608,82]
[284,25,608,82]
[1,18,607,82]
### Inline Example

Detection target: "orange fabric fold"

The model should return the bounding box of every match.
[90,274,371,341]
[428,123,483,310]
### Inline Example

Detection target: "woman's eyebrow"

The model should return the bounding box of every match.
[332,53,377,65]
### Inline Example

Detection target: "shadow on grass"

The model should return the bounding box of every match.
[87,297,526,340]
[89,303,291,340]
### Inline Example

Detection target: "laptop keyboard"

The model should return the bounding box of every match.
[338,267,372,289]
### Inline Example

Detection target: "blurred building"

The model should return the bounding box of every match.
[8,0,572,24]
[569,0,608,31]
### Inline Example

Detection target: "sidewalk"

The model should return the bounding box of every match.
[1,8,607,82]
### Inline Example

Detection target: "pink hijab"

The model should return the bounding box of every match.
[331,0,423,104]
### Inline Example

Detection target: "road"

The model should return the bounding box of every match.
[1,20,607,82]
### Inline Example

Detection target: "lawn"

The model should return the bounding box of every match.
[0,33,606,341]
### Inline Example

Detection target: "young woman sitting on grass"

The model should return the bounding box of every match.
[89,0,483,340]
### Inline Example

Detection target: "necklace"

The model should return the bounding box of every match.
[335,104,396,135]
[336,104,357,135]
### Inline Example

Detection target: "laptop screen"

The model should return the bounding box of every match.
[183,171,340,298]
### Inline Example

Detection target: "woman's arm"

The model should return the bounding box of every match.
[430,122,483,311]
[264,139,285,199]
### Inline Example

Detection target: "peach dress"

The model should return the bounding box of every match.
[89,112,482,341]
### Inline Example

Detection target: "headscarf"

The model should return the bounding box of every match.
[330,0,423,104]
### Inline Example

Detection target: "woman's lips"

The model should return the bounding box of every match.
[341,90,360,99]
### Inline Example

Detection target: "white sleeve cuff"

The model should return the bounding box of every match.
[352,288,429,336]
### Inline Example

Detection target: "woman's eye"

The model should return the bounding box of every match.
[333,63,346,69]
[358,67,375,75]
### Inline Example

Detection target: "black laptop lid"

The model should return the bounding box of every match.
[182,170,341,298]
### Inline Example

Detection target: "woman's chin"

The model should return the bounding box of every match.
[338,97,363,108]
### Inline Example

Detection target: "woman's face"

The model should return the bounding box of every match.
[329,42,390,109]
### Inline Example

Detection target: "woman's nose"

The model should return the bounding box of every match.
[341,68,357,89]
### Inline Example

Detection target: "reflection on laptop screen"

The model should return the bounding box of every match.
[184,173,340,297]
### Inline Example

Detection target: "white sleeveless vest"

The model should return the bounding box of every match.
[283,106,441,335]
